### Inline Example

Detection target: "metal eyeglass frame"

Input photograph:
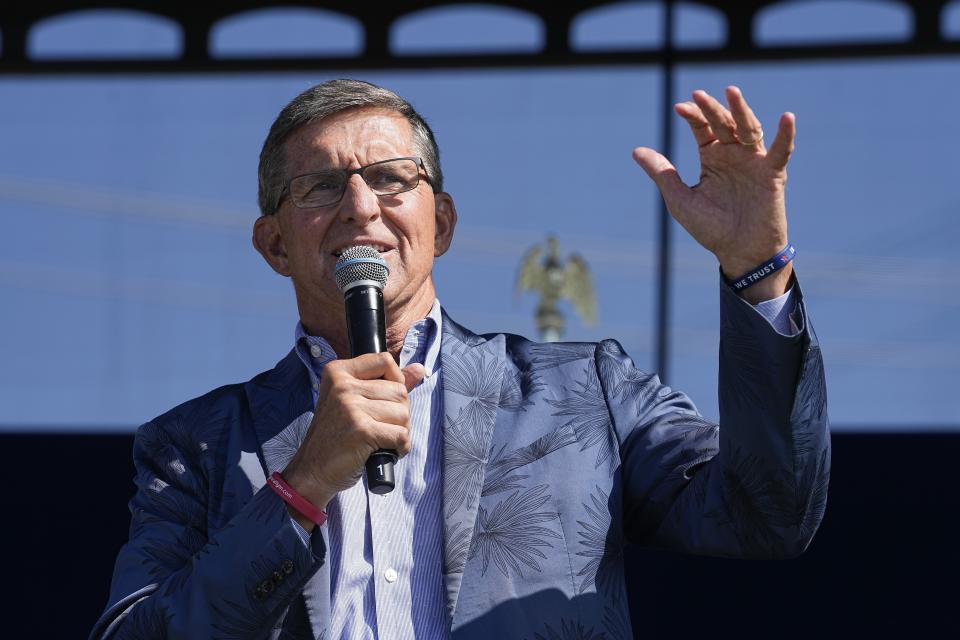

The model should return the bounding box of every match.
[277,156,433,211]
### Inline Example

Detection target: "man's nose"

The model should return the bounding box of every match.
[337,174,381,225]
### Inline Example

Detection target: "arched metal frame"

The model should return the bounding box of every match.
[2,0,957,380]
[2,1,958,71]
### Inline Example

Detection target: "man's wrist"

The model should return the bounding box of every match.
[720,242,796,303]
[287,505,318,533]
[268,471,328,531]
[276,460,335,531]
[735,264,794,304]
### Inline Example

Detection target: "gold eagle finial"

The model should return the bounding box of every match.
[516,235,597,342]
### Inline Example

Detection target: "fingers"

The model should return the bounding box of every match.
[726,86,764,147]
[674,101,715,148]
[364,421,413,457]
[323,356,410,414]
[402,363,426,392]
[632,147,688,204]
[692,89,738,144]
[359,395,411,426]
[350,394,412,455]
[296,352,420,499]
[683,87,767,148]
[338,351,405,383]
[331,354,424,394]
[326,390,413,454]
[766,112,796,170]
[350,362,425,458]
[328,354,422,431]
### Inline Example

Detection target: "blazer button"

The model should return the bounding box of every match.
[253,585,264,601]
[260,579,274,595]
[282,559,294,575]
[272,570,284,585]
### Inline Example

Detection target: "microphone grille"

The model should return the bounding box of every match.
[335,245,389,292]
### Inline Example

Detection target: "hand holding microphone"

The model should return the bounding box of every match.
[334,245,402,494]
[280,246,421,528]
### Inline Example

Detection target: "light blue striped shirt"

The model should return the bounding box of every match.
[292,299,448,640]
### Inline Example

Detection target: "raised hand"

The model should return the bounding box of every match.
[281,353,425,530]
[633,86,795,302]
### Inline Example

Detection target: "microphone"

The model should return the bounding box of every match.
[334,245,395,495]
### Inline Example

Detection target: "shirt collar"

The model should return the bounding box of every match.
[293,298,443,383]
[402,298,442,377]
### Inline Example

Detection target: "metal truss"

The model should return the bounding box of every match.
[1,0,958,74]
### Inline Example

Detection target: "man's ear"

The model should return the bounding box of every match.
[252,214,292,276]
[433,192,458,257]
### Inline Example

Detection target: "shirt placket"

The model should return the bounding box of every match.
[295,309,443,640]
[368,324,426,639]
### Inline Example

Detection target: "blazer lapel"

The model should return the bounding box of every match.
[246,348,314,460]
[439,311,506,621]
[246,349,330,640]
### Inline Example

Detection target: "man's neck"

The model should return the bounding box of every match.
[299,288,438,361]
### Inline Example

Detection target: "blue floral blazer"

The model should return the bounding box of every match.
[91,282,829,639]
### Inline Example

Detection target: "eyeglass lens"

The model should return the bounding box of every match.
[289,158,420,208]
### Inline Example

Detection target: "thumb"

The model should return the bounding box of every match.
[632,147,686,204]
[402,363,426,392]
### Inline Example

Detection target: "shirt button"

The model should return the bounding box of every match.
[312,381,319,391]
[310,345,322,358]
[384,568,398,583]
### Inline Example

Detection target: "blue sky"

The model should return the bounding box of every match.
[1,1,958,430]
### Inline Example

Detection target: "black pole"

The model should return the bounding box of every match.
[655,1,674,382]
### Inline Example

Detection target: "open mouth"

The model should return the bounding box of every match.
[333,244,394,257]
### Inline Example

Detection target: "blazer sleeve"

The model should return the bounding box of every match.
[89,410,327,639]
[599,277,830,559]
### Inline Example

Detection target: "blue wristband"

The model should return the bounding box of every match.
[727,244,796,291]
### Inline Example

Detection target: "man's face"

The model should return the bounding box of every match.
[254,107,456,329]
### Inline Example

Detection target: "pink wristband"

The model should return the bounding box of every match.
[268,472,327,527]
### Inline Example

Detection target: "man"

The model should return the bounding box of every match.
[92,79,829,639]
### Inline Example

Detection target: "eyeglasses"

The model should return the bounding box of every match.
[280,157,431,209]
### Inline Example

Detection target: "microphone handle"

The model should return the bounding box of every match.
[344,285,396,495]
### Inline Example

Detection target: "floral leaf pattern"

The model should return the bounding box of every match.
[499,364,546,412]
[792,346,828,427]
[443,347,501,428]
[546,372,614,472]
[528,343,593,370]
[795,447,830,543]
[601,598,633,640]
[481,448,528,496]
[444,407,491,518]
[597,340,661,410]
[483,426,578,497]
[210,596,269,639]
[209,537,295,639]
[470,485,561,578]
[262,411,313,475]
[140,526,205,584]
[528,618,606,640]
[705,445,796,555]
[576,487,624,596]
[662,412,719,441]
[444,521,474,576]
[574,487,624,596]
